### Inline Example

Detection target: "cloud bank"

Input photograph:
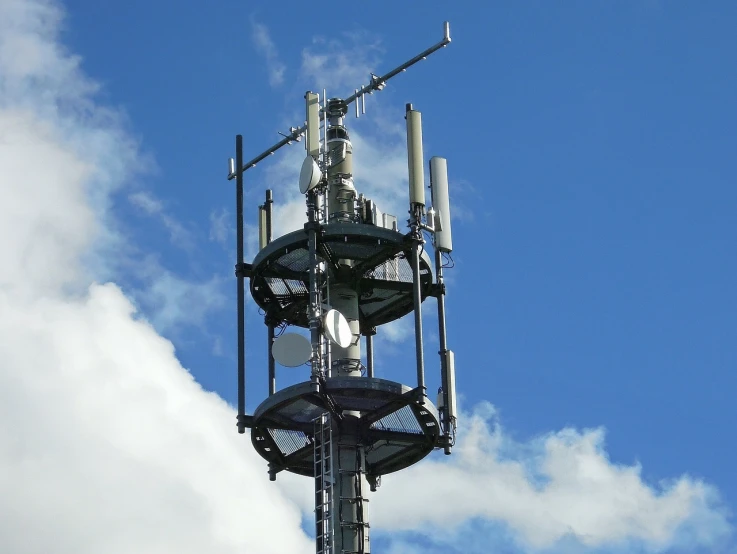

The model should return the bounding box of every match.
[0,1,310,553]
[372,404,731,551]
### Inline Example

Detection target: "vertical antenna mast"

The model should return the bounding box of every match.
[234,135,246,434]
[225,22,456,553]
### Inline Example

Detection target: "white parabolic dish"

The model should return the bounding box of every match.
[298,156,322,194]
[323,309,352,348]
[272,332,312,367]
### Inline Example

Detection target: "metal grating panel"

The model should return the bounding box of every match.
[278,398,325,423]
[329,394,392,413]
[363,255,416,282]
[265,277,291,296]
[276,248,311,272]
[269,428,311,456]
[284,279,308,293]
[370,405,424,434]
[323,241,382,262]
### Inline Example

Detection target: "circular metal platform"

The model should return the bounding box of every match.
[251,377,440,478]
[250,223,433,328]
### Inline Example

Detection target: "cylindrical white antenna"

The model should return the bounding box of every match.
[228,157,235,177]
[445,349,457,426]
[405,104,425,206]
[258,205,267,250]
[429,156,452,252]
[305,92,320,158]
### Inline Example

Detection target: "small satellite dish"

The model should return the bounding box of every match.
[323,309,352,348]
[299,155,322,194]
[272,332,312,367]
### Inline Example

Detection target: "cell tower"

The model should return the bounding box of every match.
[227,22,457,553]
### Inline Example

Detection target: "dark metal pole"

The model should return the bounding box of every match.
[306,190,321,393]
[267,324,276,396]
[235,135,246,434]
[411,206,425,395]
[265,189,276,396]
[435,248,451,454]
[265,189,273,241]
[365,329,375,378]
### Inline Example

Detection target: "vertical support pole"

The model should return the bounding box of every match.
[365,329,375,378]
[411,231,425,395]
[267,324,276,396]
[235,135,247,434]
[406,103,426,397]
[306,190,322,393]
[265,189,276,396]
[435,249,451,454]
[265,189,273,242]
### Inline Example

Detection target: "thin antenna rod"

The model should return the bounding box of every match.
[235,135,246,433]
[228,22,451,180]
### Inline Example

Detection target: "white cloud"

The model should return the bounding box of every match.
[129,191,192,249]
[368,403,731,552]
[275,403,731,552]
[209,207,230,244]
[381,315,414,344]
[0,2,311,554]
[251,21,286,88]
[300,30,383,94]
[6,5,727,553]
[133,259,227,333]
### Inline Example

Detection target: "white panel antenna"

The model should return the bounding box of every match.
[258,205,267,250]
[445,349,457,425]
[382,213,397,231]
[406,106,426,206]
[429,156,453,252]
[305,92,320,158]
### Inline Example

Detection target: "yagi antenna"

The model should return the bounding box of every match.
[227,21,451,180]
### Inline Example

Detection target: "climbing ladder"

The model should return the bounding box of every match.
[314,413,334,554]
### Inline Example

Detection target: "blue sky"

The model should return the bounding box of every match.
[1,1,736,553]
